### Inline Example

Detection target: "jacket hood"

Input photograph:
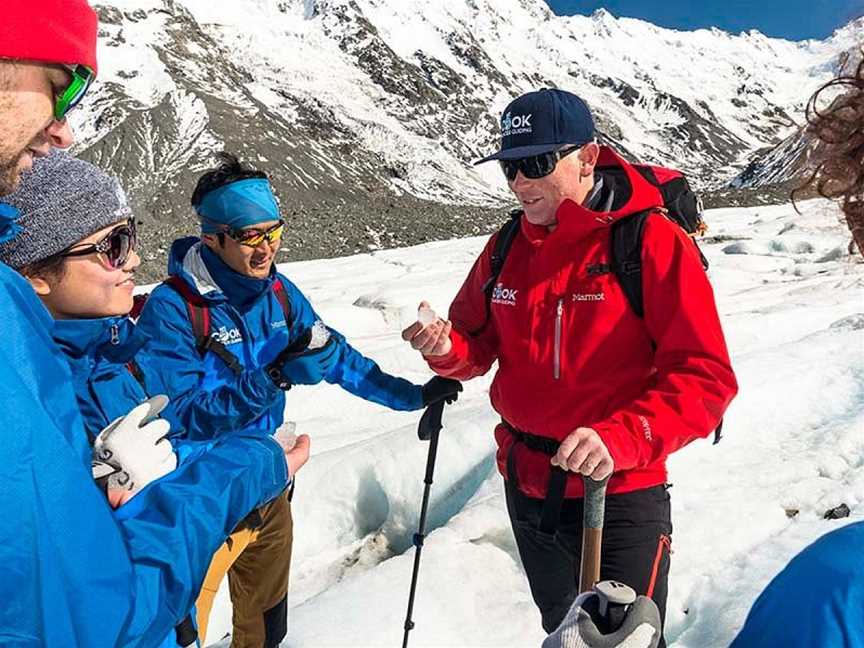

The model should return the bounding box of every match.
[167,236,276,309]
[167,237,223,301]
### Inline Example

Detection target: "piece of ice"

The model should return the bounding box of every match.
[418,306,437,326]
[308,320,331,349]
[274,421,298,451]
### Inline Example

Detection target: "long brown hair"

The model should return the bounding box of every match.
[803,54,864,255]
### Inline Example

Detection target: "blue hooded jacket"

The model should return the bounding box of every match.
[731,521,864,647]
[133,238,423,441]
[0,262,290,648]
[53,316,206,648]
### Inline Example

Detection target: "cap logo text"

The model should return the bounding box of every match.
[502,112,533,137]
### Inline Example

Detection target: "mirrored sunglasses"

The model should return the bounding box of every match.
[54,65,95,121]
[226,220,285,247]
[61,219,137,269]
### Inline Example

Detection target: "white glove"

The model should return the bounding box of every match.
[91,395,177,496]
[542,590,661,648]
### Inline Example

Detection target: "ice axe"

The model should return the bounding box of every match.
[402,379,462,648]
[579,474,610,594]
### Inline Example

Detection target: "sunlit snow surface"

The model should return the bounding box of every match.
[194,199,863,647]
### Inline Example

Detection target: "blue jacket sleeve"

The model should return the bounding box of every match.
[134,287,283,439]
[284,278,424,411]
[0,266,289,648]
[112,433,289,644]
[731,521,864,648]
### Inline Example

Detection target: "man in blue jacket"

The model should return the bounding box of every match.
[134,152,460,647]
[0,3,309,646]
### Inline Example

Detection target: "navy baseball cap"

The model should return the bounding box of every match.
[475,88,595,164]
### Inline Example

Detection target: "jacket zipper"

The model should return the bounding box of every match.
[110,324,120,345]
[553,298,563,380]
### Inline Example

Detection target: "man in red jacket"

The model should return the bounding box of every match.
[402,88,738,644]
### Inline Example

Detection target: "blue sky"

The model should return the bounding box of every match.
[543,0,863,40]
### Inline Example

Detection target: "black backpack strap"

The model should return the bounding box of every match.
[164,275,243,375]
[610,212,725,443]
[471,210,522,337]
[610,210,652,319]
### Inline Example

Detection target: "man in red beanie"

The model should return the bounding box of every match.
[0,0,99,194]
[0,3,310,647]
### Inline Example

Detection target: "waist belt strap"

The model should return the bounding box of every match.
[503,420,569,537]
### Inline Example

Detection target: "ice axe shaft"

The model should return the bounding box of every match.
[579,475,610,593]
[402,385,460,648]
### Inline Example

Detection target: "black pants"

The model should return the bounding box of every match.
[505,480,673,645]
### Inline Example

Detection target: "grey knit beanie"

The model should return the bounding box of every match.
[0,150,132,270]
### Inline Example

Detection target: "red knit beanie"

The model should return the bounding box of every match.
[0,0,99,74]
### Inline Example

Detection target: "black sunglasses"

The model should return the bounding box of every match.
[61,219,137,269]
[500,146,582,182]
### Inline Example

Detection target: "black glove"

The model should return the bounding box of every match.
[266,329,338,390]
[421,376,463,407]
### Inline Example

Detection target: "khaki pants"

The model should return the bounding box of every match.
[196,491,293,648]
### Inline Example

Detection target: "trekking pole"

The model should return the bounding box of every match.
[578,474,610,593]
[402,386,459,648]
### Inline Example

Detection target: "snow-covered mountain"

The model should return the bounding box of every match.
[70,0,857,276]
[730,38,863,190]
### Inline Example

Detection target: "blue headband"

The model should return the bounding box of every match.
[0,202,22,245]
[196,178,280,234]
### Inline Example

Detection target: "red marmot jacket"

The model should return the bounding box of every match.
[427,147,738,498]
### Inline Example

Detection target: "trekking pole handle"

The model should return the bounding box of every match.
[583,474,610,530]
[579,474,610,593]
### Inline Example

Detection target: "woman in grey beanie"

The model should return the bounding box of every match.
[0,150,140,319]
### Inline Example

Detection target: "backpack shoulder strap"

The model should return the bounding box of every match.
[163,275,242,375]
[610,210,652,319]
[471,210,522,337]
[164,275,212,339]
[610,210,724,444]
[271,277,294,329]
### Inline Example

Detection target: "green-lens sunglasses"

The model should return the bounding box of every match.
[54,65,95,121]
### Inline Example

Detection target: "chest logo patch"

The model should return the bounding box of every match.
[214,326,243,345]
[492,283,519,306]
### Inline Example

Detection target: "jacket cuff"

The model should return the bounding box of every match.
[591,419,642,472]
[423,329,467,374]
[254,365,287,397]
[259,435,291,496]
